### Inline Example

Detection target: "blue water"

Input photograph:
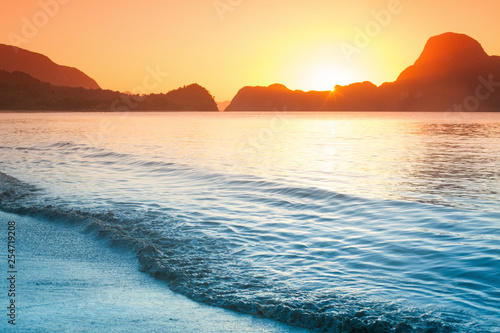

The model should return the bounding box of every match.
[0,112,499,332]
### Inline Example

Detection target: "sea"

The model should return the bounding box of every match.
[0,111,499,332]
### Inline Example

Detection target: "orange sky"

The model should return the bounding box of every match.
[1,0,500,101]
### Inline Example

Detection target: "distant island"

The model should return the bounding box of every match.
[226,33,500,112]
[0,70,218,111]
[1,32,499,112]
[0,44,218,111]
[0,44,100,90]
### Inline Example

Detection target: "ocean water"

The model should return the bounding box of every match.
[0,111,499,332]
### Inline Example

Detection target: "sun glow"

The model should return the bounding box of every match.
[300,63,360,92]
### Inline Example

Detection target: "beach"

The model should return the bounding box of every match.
[0,210,309,332]
[0,112,499,332]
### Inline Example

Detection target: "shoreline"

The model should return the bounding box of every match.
[0,210,309,332]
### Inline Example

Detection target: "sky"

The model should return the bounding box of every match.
[1,0,500,101]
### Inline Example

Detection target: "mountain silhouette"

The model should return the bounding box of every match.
[1,33,499,112]
[371,32,500,111]
[227,32,500,111]
[0,44,100,89]
[225,84,330,111]
[397,32,491,82]
[0,70,218,111]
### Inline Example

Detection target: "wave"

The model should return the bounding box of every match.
[0,170,495,332]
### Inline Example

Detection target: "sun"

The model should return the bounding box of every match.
[300,63,359,91]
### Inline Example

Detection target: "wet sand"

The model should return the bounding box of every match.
[0,211,309,333]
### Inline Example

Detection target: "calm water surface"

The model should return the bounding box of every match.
[0,112,499,332]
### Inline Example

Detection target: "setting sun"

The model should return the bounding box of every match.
[301,63,360,91]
